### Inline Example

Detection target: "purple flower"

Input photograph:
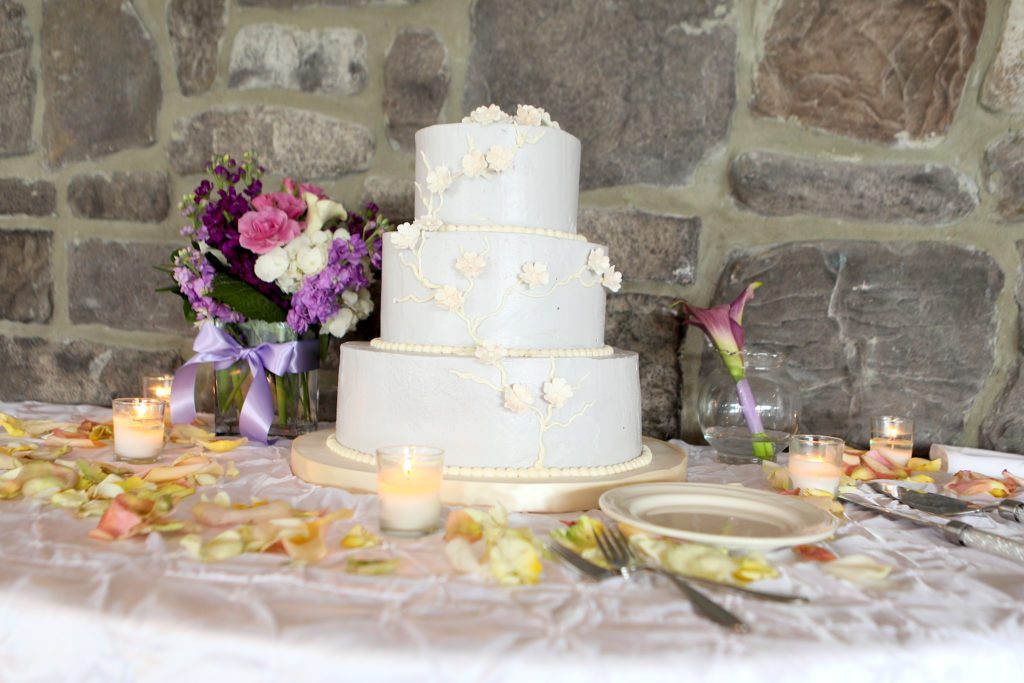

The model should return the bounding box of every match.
[172,247,245,324]
[286,235,376,334]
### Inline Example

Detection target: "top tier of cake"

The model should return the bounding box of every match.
[414,107,581,233]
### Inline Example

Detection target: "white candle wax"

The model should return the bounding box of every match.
[378,466,442,534]
[788,454,841,493]
[113,415,164,461]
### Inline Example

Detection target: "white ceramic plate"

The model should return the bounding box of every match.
[599,482,838,550]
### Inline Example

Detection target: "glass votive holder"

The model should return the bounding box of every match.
[869,416,914,468]
[112,398,166,464]
[142,375,175,424]
[788,434,844,495]
[376,445,444,537]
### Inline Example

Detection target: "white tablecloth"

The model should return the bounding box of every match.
[1,401,1023,683]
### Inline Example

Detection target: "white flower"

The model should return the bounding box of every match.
[341,290,358,307]
[433,285,464,311]
[326,307,356,338]
[426,165,453,194]
[355,288,374,318]
[514,104,543,127]
[587,248,611,274]
[503,384,534,414]
[455,251,487,279]
[602,266,623,293]
[485,145,515,173]
[518,261,550,289]
[276,275,302,294]
[462,150,488,178]
[464,104,509,124]
[390,222,421,250]
[296,243,329,275]
[417,215,442,231]
[542,377,574,409]
[303,194,347,234]
[474,340,507,366]
[253,247,289,283]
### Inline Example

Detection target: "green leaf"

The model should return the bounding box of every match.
[209,273,286,323]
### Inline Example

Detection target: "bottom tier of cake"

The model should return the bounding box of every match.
[334,342,643,475]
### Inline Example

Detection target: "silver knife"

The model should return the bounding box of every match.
[546,541,808,603]
[839,492,1024,564]
[867,481,1024,523]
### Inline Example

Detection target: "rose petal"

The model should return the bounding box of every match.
[196,437,248,453]
[193,500,294,526]
[89,494,155,541]
[341,524,381,549]
[794,544,838,562]
[345,557,400,576]
[821,554,892,585]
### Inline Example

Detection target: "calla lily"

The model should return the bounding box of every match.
[302,192,347,234]
[676,282,775,459]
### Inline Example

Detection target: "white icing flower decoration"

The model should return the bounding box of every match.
[502,384,534,414]
[426,165,453,194]
[462,150,488,178]
[518,261,550,289]
[602,266,623,293]
[475,340,507,366]
[542,377,574,409]
[390,222,421,250]
[417,215,442,232]
[455,251,487,279]
[514,104,558,128]
[433,285,464,312]
[485,145,515,173]
[586,248,611,275]
[463,104,510,124]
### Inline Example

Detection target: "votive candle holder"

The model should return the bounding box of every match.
[376,445,444,537]
[788,434,844,495]
[113,398,165,463]
[869,416,914,468]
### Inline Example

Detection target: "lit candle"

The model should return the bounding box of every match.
[376,446,444,536]
[788,434,844,494]
[869,416,914,468]
[142,375,175,425]
[113,398,165,463]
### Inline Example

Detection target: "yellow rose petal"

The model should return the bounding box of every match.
[345,557,400,576]
[196,437,248,453]
[341,524,381,549]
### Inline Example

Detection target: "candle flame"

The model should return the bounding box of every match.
[154,386,171,400]
[886,426,899,439]
[402,455,413,477]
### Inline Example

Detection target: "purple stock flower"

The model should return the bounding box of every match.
[173,247,245,324]
[287,235,376,334]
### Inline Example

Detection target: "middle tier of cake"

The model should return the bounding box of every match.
[382,226,610,351]
[334,342,643,473]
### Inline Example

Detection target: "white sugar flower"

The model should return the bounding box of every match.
[464,104,509,124]
[602,266,623,293]
[515,104,543,127]
[455,251,487,279]
[253,247,289,283]
[503,384,534,414]
[518,261,550,289]
[485,145,515,173]
[426,165,453,194]
[542,377,574,409]
[417,215,442,231]
[462,150,488,178]
[326,307,356,338]
[390,222,421,250]
[433,285,464,312]
[587,248,611,274]
[475,340,507,366]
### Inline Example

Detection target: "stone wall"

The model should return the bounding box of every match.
[1,0,1023,450]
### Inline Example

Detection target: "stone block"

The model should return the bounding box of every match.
[360,175,414,225]
[167,0,228,96]
[0,179,56,216]
[578,208,700,285]
[0,0,34,157]
[67,172,170,223]
[0,229,52,323]
[983,133,1024,222]
[384,30,448,150]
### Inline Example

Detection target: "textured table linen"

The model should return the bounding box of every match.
[1,401,1023,683]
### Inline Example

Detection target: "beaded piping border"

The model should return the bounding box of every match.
[434,224,589,242]
[326,434,653,480]
[369,339,615,358]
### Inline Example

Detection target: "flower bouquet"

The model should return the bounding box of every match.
[162,153,389,441]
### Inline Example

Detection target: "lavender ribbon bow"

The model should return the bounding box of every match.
[171,323,320,443]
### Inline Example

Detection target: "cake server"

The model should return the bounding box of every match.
[866,481,1024,523]
[839,492,1024,563]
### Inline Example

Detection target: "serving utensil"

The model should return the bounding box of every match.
[839,491,1024,564]
[866,481,1024,523]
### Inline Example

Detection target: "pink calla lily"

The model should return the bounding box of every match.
[676,282,774,459]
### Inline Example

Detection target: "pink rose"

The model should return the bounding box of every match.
[283,176,327,200]
[238,208,302,254]
[252,192,306,219]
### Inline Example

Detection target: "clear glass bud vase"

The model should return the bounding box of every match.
[214,321,319,439]
[697,350,801,464]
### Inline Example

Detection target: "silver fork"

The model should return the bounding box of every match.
[595,524,750,634]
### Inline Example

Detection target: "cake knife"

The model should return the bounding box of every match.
[866,481,1024,523]
[839,492,1024,564]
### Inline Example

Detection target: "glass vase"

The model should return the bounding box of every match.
[697,350,801,464]
[213,321,319,439]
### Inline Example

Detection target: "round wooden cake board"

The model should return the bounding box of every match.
[290,430,688,513]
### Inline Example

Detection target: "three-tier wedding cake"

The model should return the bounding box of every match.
[328,105,650,479]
